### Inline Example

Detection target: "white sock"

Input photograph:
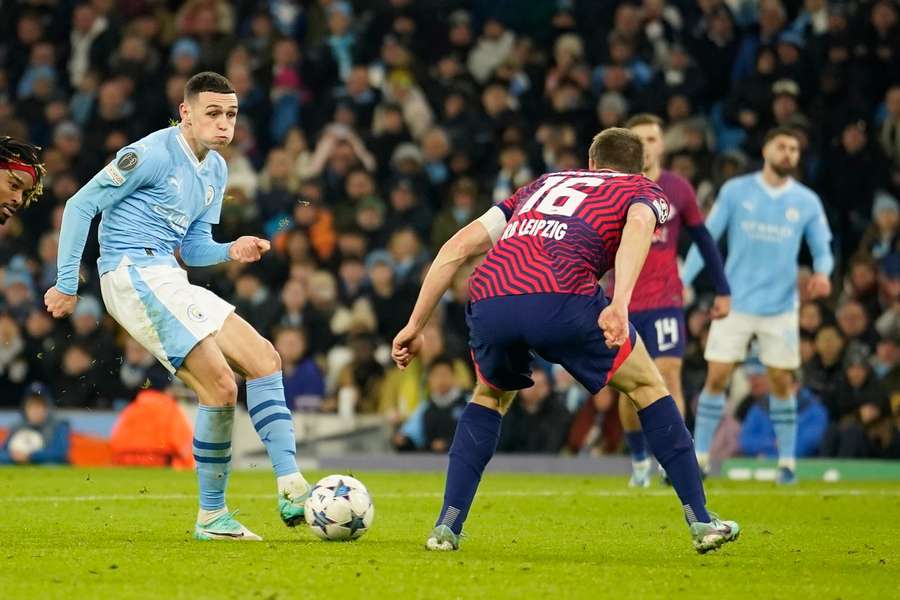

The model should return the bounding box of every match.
[696,452,710,471]
[277,473,310,499]
[198,506,228,525]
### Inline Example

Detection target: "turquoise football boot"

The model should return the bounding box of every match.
[279,485,312,527]
[426,524,461,551]
[193,510,262,541]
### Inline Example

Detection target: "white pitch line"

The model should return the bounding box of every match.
[1,488,899,503]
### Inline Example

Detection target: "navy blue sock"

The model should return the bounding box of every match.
[625,431,647,462]
[639,396,711,524]
[435,402,502,535]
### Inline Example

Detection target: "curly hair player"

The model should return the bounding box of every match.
[45,72,311,541]
[392,127,741,554]
[0,136,46,224]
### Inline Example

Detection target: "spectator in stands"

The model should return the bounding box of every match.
[393,356,467,453]
[334,329,384,414]
[498,368,571,454]
[803,325,846,399]
[119,336,170,405]
[275,326,325,412]
[739,369,828,459]
[822,342,892,457]
[858,191,900,260]
[879,84,900,191]
[0,382,70,465]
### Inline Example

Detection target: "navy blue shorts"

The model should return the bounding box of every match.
[466,292,636,394]
[629,307,685,359]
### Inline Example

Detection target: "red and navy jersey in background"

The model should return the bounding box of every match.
[609,170,705,312]
[468,169,670,303]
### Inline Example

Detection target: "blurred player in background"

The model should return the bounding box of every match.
[393,128,740,554]
[0,136,45,224]
[613,114,730,488]
[44,72,311,541]
[683,127,834,484]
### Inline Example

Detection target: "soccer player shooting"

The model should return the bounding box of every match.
[45,72,312,541]
[393,127,740,554]
[683,126,834,484]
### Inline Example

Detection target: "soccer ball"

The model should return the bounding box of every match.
[304,474,374,541]
[8,429,44,456]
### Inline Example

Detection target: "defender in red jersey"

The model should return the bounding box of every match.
[613,115,731,488]
[392,128,740,554]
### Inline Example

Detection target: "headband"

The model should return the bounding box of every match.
[0,160,37,182]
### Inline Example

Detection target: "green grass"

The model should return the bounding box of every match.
[1,468,898,599]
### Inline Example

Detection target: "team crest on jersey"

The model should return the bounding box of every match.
[205,185,215,206]
[652,197,670,224]
[117,152,138,171]
[785,207,800,222]
[186,304,207,323]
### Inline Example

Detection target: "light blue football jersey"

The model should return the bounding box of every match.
[682,172,834,316]
[56,126,229,294]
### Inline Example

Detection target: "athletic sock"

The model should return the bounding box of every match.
[770,394,798,471]
[693,389,726,465]
[193,405,234,512]
[246,372,301,478]
[435,403,502,535]
[625,430,647,462]
[639,396,711,525]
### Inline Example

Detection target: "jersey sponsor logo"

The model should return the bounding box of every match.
[168,176,182,193]
[785,207,800,222]
[205,185,215,206]
[151,205,189,235]
[742,201,755,212]
[501,218,569,241]
[103,163,125,186]
[117,152,139,171]
[651,226,669,244]
[186,304,208,323]
[740,220,794,242]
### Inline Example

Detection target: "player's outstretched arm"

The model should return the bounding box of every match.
[600,203,657,348]
[391,216,496,369]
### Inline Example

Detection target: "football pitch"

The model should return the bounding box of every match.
[1,468,898,599]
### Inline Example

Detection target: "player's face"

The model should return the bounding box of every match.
[630,123,664,173]
[0,169,35,225]
[763,134,800,177]
[185,92,239,151]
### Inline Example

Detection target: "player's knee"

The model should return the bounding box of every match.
[209,369,238,406]
[246,338,282,378]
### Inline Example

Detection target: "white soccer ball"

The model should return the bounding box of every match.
[304,474,374,541]
[8,429,44,456]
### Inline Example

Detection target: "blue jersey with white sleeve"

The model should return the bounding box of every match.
[682,172,833,316]
[55,126,231,295]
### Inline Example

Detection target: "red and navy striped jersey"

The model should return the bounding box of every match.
[468,169,669,303]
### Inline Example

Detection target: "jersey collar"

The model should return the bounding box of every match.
[176,127,208,170]
[755,172,794,198]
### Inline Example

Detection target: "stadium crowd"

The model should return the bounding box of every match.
[1,0,899,462]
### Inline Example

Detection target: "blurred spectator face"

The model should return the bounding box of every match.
[482,18,506,40]
[251,12,274,38]
[449,20,472,47]
[482,84,510,117]
[50,173,78,203]
[841,122,867,154]
[499,145,526,172]
[666,94,691,121]
[669,153,696,181]
[339,258,366,289]
[347,67,370,95]
[756,49,777,75]
[273,39,300,67]
[281,280,307,311]
[286,230,312,262]
[25,309,52,338]
[73,4,97,33]
[850,260,878,294]
[275,328,306,365]
[613,4,640,36]
[17,14,42,45]
[337,230,367,258]
[876,338,898,368]
[38,232,59,265]
[228,65,253,96]
[31,42,55,68]
[759,0,787,35]
[24,396,49,426]
[427,362,456,397]
[285,128,309,154]
[872,1,898,35]
[235,273,264,300]
[443,93,466,119]
[630,123,665,173]
[194,8,218,37]
[380,106,405,133]
[609,38,634,65]
[602,66,629,92]
[62,345,92,376]
[119,35,147,62]
[54,130,82,158]
[98,81,126,116]
[389,228,420,262]
[357,201,385,231]
[124,336,152,366]
[329,141,356,175]
[837,301,868,338]
[875,203,899,233]
[772,94,798,123]
[346,170,375,200]
[390,183,416,211]
[0,315,21,345]
[886,86,900,119]
[520,369,551,413]
[776,40,801,65]
[763,134,800,177]
[748,370,770,397]
[800,336,816,363]
[328,4,352,36]
[265,149,292,181]
[4,280,31,308]
[423,129,450,162]
[421,324,446,361]
[799,302,823,332]
[308,272,338,309]
[369,261,394,289]
[72,311,99,336]
[166,75,188,107]
[846,362,868,387]
[815,326,845,365]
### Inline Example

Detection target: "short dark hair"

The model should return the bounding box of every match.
[184,71,235,101]
[588,127,644,173]
[625,113,664,130]
[763,126,800,146]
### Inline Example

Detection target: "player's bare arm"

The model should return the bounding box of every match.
[600,203,657,348]
[392,217,494,369]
